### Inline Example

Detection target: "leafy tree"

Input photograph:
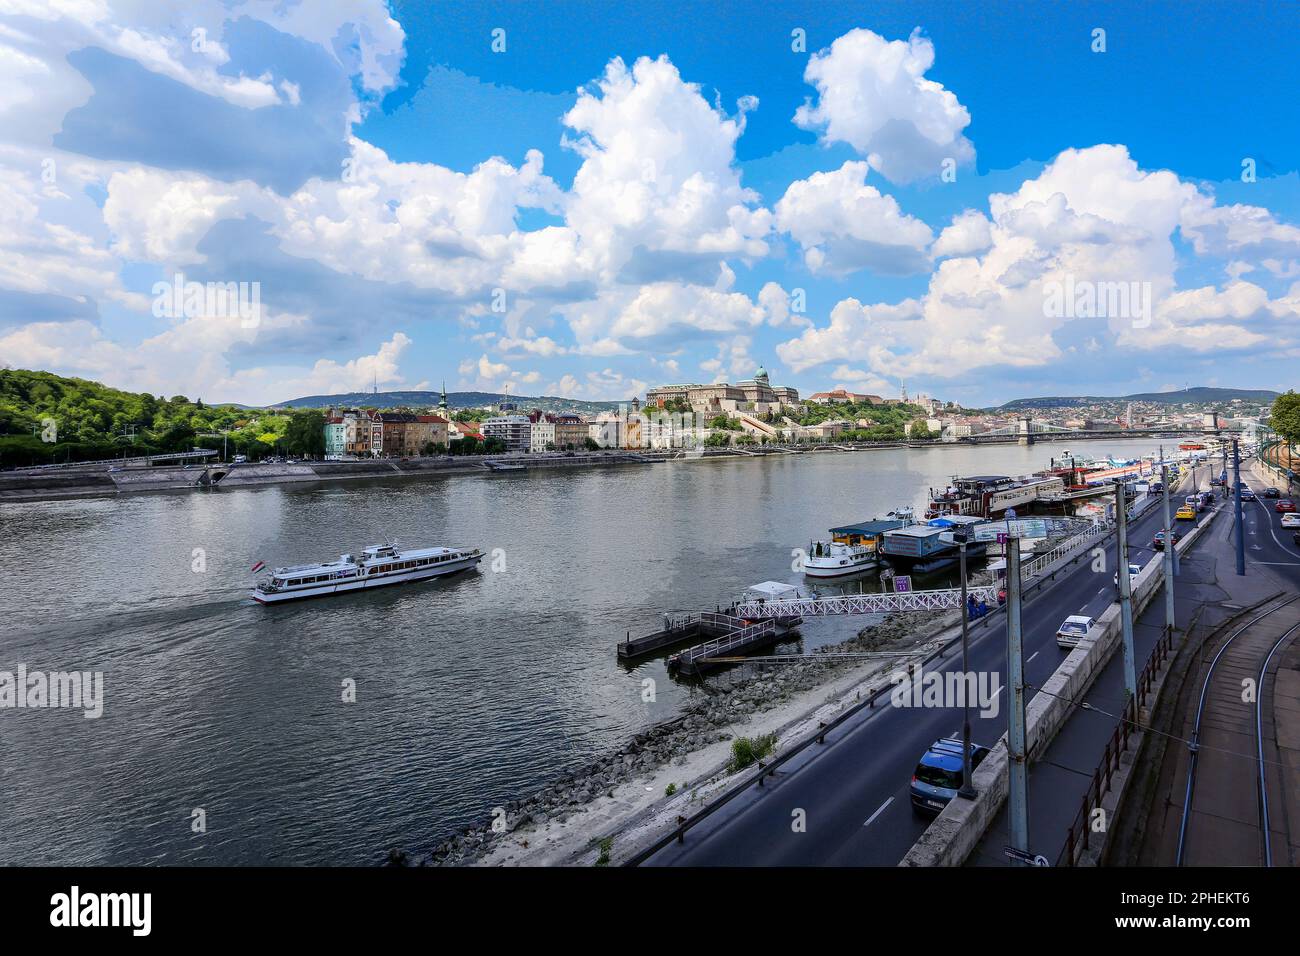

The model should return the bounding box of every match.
[1270,391,1300,445]
[283,410,326,457]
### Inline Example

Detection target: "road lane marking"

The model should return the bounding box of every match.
[1027,651,1040,663]
[864,797,894,827]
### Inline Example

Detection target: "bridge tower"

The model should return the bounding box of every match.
[1018,416,1034,446]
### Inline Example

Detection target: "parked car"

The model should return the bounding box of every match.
[233,454,247,463]
[1281,513,1300,530]
[1264,487,1281,498]
[909,738,991,816]
[1153,530,1181,550]
[1275,499,1297,514]
[1056,614,1097,649]
[1200,491,1214,507]
[1150,481,1164,494]
[1175,505,1197,521]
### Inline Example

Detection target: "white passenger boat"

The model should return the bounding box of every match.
[803,509,915,578]
[251,543,483,604]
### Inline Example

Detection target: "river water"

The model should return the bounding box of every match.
[0,438,1165,864]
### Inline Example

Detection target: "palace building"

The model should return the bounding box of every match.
[645,365,799,415]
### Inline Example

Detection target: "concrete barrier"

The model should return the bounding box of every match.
[899,507,1214,867]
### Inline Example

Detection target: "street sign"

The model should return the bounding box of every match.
[974,518,1048,542]
[1003,845,1050,867]
[893,575,912,593]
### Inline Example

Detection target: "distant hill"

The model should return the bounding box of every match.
[272,390,624,416]
[993,386,1280,412]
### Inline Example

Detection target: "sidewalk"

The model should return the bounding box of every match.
[967,497,1277,865]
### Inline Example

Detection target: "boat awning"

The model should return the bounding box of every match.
[926,515,984,528]
[827,519,909,535]
[745,581,799,599]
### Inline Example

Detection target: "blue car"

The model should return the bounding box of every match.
[910,738,992,815]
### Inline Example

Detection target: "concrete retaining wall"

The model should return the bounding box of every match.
[899,505,1214,867]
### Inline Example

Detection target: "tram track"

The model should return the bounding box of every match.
[1175,593,1300,866]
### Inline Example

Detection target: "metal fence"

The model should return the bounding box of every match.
[732,586,998,619]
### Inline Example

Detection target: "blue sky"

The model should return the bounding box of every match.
[1,0,1297,406]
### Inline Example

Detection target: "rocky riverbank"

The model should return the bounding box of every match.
[403,589,989,867]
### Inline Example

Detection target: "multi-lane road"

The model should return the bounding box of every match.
[646,483,1189,866]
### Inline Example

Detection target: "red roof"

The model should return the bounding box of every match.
[416,414,449,424]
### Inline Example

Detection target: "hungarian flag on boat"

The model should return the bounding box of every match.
[251,560,265,573]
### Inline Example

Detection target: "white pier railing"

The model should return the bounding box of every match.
[733,586,998,619]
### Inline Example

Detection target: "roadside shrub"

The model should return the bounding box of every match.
[729,732,778,773]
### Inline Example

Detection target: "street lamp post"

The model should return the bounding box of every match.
[956,530,976,799]
[1006,535,1030,860]
[1115,480,1137,701]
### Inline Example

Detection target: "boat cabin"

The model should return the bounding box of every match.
[826,518,911,548]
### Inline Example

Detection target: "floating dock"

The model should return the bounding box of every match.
[617,615,705,662]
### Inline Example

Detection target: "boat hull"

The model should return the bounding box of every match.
[803,555,879,577]
[252,553,482,604]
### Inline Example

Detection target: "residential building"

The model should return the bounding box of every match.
[589,411,629,448]
[553,414,589,450]
[322,408,371,456]
[413,414,450,452]
[324,416,346,456]
[370,412,417,457]
[482,415,532,452]
[530,418,556,453]
[344,411,371,456]
[449,420,484,442]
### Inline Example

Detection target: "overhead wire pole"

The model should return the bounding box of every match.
[1005,535,1030,861]
[1161,464,1176,642]
[1115,480,1137,700]
[1234,438,1246,576]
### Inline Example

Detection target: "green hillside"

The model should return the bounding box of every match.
[0,368,312,466]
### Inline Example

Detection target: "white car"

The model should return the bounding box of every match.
[1056,614,1096,650]
[1281,513,1300,529]
[1113,563,1143,586]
